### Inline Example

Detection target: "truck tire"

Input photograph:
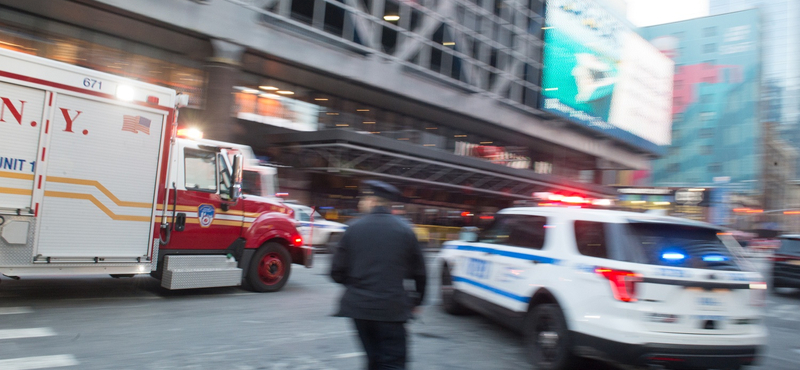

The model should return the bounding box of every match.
[246,242,291,292]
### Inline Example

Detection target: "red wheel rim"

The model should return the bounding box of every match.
[258,252,285,285]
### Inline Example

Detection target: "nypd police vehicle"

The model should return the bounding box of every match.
[438,206,767,370]
[284,203,347,252]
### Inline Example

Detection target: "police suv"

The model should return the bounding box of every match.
[438,206,767,370]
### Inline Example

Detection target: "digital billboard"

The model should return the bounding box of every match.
[540,0,674,154]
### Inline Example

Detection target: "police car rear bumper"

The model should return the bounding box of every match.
[571,331,763,369]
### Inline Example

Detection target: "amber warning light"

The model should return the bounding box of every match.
[176,128,203,140]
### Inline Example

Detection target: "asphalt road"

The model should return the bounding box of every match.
[0,253,796,370]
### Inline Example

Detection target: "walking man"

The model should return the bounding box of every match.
[330,180,427,370]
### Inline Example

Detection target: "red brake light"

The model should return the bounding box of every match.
[293,236,303,247]
[595,267,642,302]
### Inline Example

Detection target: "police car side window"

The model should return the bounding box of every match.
[574,221,609,258]
[479,215,547,250]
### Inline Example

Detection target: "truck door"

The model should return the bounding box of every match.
[0,82,45,213]
[164,142,244,250]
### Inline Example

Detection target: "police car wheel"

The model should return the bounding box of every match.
[440,263,470,315]
[246,242,291,292]
[525,304,576,370]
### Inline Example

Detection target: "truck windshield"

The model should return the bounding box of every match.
[626,223,741,271]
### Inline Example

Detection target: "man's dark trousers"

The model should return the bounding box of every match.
[353,319,407,370]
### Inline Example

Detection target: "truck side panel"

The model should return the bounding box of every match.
[0,81,46,211]
[36,94,166,259]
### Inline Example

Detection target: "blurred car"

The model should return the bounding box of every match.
[438,206,767,370]
[284,203,347,252]
[771,235,800,292]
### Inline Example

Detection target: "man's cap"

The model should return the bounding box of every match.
[361,180,402,202]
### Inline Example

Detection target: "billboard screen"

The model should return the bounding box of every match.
[540,0,673,154]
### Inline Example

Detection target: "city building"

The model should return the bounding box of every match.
[710,0,800,177]
[642,9,762,193]
[0,0,670,221]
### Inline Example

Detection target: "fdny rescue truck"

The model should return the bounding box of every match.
[0,48,309,292]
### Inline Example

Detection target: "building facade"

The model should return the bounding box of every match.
[711,0,800,180]
[0,0,667,221]
[642,10,762,192]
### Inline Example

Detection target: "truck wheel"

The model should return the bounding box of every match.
[246,242,291,292]
[525,304,577,370]
[441,263,470,315]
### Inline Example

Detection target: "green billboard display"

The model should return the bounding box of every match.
[540,0,674,154]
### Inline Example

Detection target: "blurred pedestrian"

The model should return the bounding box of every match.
[330,180,427,370]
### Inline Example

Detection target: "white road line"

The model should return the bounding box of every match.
[0,355,78,370]
[332,352,365,359]
[0,328,56,340]
[0,307,32,315]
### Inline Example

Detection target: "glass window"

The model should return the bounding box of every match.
[478,214,547,249]
[626,223,740,271]
[709,162,722,172]
[242,170,263,196]
[184,149,217,192]
[703,43,717,53]
[668,163,680,173]
[574,221,608,258]
[700,128,714,138]
[297,209,311,222]
[778,238,800,256]
[702,145,713,155]
[218,153,232,199]
[703,26,716,37]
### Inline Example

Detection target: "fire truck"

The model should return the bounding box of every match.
[0,48,309,292]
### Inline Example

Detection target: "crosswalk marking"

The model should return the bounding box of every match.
[0,328,56,340]
[0,355,78,370]
[0,307,32,315]
[332,352,365,359]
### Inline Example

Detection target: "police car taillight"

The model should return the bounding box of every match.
[749,281,767,306]
[595,268,642,302]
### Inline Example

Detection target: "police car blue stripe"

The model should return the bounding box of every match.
[451,245,559,264]
[452,276,530,303]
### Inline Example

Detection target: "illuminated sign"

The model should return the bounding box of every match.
[540,0,673,154]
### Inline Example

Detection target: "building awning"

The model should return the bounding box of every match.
[252,129,616,200]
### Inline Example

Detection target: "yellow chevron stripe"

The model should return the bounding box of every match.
[155,217,245,227]
[0,171,34,181]
[0,186,33,196]
[156,205,257,217]
[47,176,152,208]
[45,190,151,222]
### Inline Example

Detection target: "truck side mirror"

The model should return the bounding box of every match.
[230,154,244,202]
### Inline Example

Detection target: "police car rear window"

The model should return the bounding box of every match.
[627,223,740,271]
[778,238,800,255]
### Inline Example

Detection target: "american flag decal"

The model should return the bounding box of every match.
[122,115,152,135]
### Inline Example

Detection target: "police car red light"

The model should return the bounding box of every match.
[595,267,642,302]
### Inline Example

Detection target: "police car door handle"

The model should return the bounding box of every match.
[531,259,540,265]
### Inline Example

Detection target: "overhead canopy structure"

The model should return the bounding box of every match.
[254,129,616,201]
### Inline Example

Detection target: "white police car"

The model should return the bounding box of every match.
[284,203,347,251]
[437,206,767,370]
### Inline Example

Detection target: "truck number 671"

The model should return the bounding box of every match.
[83,78,102,90]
